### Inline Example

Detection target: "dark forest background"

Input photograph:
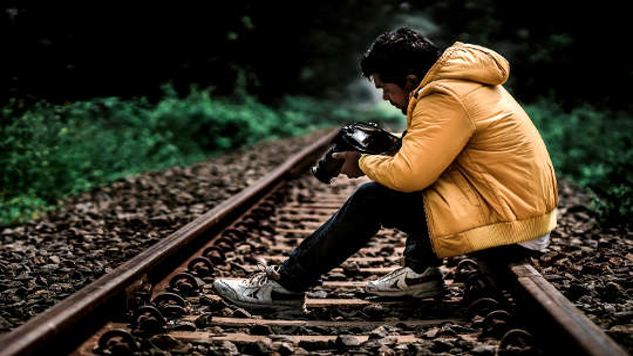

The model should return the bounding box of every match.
[1,1,632,226]
[2,1,630,110]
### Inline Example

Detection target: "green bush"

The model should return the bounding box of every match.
[0,84,361,226]
[525,99,633,226]
[7,85,626,228]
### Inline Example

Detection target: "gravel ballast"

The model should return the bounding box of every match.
[0,130,630,353]
[0,130,330,332]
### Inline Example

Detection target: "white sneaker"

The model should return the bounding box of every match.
[365,266,445,298]
[212,265,306,311]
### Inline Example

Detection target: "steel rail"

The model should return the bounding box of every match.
[0,126,628,355]
[0,129,338,356]
[510,263,627,356]
[475,254,627,355]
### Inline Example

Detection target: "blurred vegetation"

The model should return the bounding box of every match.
[413,0,629,111]
[1,2,631,226]
[1,2,397,108]
[3,2,628,110]
[526,100,633,226]
[0,83,400,226]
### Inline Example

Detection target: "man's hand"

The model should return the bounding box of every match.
[331,151,365,178]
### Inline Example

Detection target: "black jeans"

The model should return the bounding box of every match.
[277,182,441,292]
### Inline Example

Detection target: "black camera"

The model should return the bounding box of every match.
[312,122,401,184]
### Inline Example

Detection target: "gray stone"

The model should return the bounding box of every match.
[377,345,395,356]
[220,341,239,355]
[291,347,309,355]
[604,281,623,300]
[307,290,327,299]
[430,339,454,353]
[242,340,272,355]
[273,342,295,356]
[368,325,389,339]
[423,327,439,338]
[603,304,617,314]
[336,334,362,348]
[149,334,190,353]
[250,324,272,336]
[298,339,330,351]
[471,344,497,355]
[194,312,213,328]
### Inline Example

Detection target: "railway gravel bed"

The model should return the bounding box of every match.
[0,130,328,333]
[534,180,632,351]
[74,175,511,356]
[1,129,631,353]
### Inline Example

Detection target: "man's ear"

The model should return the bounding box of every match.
[404,75,420,91]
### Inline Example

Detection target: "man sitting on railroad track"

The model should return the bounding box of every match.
[213,27,559,311]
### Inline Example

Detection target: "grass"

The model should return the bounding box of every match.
[0,85,350,226]
[1,85,630,227]
[525,98,633,226]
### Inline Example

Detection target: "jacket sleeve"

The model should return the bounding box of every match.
[359,92,474,192]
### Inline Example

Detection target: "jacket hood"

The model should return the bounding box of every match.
[418,42,510,88]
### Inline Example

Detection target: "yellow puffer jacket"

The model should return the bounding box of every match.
[359,42,559,258]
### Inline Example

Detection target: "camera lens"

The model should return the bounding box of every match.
[311,148,344,184]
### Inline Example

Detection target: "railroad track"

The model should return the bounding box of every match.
[0,129,627,356]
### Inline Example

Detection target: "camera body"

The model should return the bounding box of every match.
[312,122,401,184]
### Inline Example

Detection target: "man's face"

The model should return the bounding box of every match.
[372,73,410,114]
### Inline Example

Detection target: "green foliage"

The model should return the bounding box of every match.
[355,101,405,130]
[6,84,628,228]
[0,85,359,226]
[525,99,633,226]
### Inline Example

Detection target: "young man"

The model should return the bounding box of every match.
[213,28,559,311]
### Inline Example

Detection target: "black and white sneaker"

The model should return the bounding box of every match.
[365,266,446,298]
[212,265,306,311]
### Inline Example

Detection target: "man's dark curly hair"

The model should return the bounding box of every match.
[360,27,440,88]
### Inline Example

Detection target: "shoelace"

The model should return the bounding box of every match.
[246,263,273,288]
[381,266,407,280]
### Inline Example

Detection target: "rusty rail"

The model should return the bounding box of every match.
[0,126,628,356]
[473,254,627,356]
[510,263,627,355]
[0,129,338,356]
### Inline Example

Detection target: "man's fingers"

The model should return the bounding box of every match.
[331,152,345,160]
